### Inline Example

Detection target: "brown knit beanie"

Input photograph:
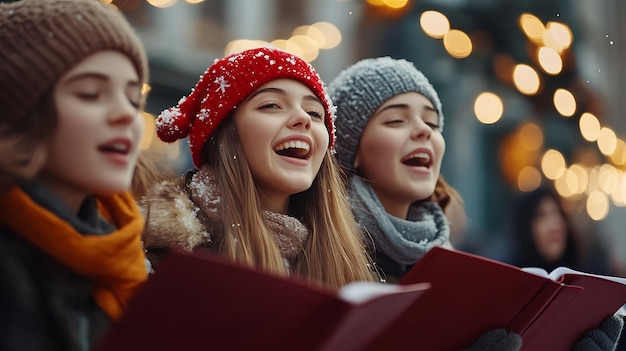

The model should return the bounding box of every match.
[0,0,148,124]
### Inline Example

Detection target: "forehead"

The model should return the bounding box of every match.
[60,51,139,81]
[252,78,317,97]
[376,92,435,111]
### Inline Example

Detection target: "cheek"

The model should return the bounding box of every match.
[356,138,398,178]
[314,124,330,150]
[55,113,90,144]
[135,113,146,136]
[434,133,446,158]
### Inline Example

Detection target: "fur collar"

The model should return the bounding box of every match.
[139,166,310,269]
[139,176,210,251]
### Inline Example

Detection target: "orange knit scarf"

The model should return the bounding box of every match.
[0,187,148,320]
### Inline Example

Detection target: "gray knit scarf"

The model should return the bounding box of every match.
[349,176,450,266]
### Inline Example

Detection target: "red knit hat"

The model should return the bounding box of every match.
[156,47,336,168]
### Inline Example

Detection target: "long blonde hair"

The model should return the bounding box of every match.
[204,118,378,290]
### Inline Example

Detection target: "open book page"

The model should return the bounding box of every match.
[521,266,626,285]
[549,266,626,285]
[338,281,431,304]
[520,267,550,278]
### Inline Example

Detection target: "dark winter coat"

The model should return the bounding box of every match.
[0,227,110,351]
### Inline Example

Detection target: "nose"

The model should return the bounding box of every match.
[410,117,432,140]
[288,107,312,131]
[108,94,138,125]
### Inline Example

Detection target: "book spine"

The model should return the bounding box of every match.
[507,281,561,335]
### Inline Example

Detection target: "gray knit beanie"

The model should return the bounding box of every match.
[0,0,148,123]
[328,57,443,169]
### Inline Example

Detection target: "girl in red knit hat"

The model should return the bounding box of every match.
[140,47,380,289]
[0,0,149,350]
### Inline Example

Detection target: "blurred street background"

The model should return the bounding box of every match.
[93,0,626,275]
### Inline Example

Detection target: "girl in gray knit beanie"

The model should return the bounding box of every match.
[328,56,455,283]
[329,57,623,351]
[0,1,149,350]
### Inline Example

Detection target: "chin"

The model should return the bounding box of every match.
[285,180,315,195]
[92,177,133,196]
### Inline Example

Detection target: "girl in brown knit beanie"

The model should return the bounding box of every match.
[0,1,149,350]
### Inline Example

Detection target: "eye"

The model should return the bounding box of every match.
[260,102,281,110]
[384,118,405,125]
[77,92,99,101]
[307,110,324,120]
[425,121,440,130]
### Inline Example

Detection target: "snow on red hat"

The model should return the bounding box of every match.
[156,47,336,168]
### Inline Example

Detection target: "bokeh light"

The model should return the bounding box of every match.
[513,64,540,95]
[579,112,601,142]
[474,92,503,124]
[420,11,450,39]
[541,149,566,180]
[443,29,472,58]
[598,127,618,156]
[553,88,576,117]
[537,46,562,75]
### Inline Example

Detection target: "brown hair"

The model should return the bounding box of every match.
[204,118,379,290]
[132,150,177,200]
[0,92,56,192]
[430,176,464,212]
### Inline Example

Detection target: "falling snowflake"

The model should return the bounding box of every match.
[214,76,230,93]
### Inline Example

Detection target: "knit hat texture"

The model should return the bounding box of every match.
[328,56,443,169]
[0,0,148,124]
[156,46,336,168]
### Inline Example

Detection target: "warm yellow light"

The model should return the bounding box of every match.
[597,127,617,156]
[146,0,177,8]
[287,35,319,62]
[579,112,601,142]
[588,167,600,193]
[312,22,341,49]
[598,164,619,194]
[518,167,542,192]
[473,92,503,124]
[140,112,155,150]
[292,25,310,37]
[614,174,626,207]
[586,190,609,221]
[225,40,269,56]
[544,21,573,52]
[541,149,566,180]
[443,29,472,58]
[292,26,326,50]
[382,0,409,9]
[553,88,576,117]
[610,139,626,166]
[554,170,576,198]
[519,13,544,44]
[420,11,450,39]
[537,46,562,75]
[186,0,205,3]
[518,123,543,151]
[270,39,303,57]
[568,164,588,195]
[513,64,540,95]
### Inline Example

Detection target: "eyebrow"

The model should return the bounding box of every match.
[62,72,141,88]
[246,87,322,104]
[377,103,438,115]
